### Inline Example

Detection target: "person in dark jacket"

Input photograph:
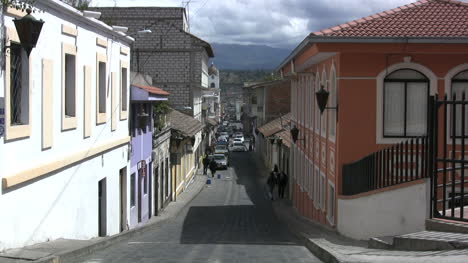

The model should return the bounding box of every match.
[209,158,217,178]
[202,155,210,175]
[278,171,288,199]
[267,165,279,200]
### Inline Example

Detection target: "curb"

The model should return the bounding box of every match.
[35,175,207,263]
[271,203,345,263]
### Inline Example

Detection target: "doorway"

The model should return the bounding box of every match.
[119,168,127,232]
[138,170,142,223]
[98,178,107,237]
[154,165,159,216]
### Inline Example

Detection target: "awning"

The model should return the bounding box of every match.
[258,113,292,148]
[168,109,204,137]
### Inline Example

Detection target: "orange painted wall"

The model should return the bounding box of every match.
[285,41,468,229]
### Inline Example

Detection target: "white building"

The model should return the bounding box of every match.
[203,63,221,122]
[0,0,132,250]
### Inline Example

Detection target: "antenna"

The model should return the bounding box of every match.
[182,0,196,32]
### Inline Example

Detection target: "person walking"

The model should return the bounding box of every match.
[278,170,288,199]
[202,155,210,175]
[209,158,217,178]
[267,165,279,200]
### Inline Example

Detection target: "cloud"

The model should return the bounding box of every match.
[91,0,465,49]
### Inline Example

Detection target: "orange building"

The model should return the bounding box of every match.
[277,0,468,239]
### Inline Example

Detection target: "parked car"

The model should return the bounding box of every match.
[231,142,247,152]
[234,135,244,143]
[214,144,229,157]
[212,154,228,169]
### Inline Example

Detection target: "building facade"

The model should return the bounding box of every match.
[129,80,169,228]
[278,0,468,239]
[0,0,132,250]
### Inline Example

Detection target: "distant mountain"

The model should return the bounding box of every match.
[211,43,291,70]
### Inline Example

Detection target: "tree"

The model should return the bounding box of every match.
[59,0,90,10]
[1,0,36,10]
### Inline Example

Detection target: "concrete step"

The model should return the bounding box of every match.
[426,219,468,234]
[393,231,468,251]
[368,236,394,249]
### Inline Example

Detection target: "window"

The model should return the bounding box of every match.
[6,28,31,141]
[451,70,468,137]
[9,43,28,126]
[130,173,136,207]
[314,166,319,208]
[320,171,326,210]
[328,182,335,224]
[329,67,337,140]
[211,83,215,88]
[321,70,327,137]
[62,43,77,130]
[383,69,428,137]
[120,61,129,120]
[315,75,320,133]
[96,54,107,124]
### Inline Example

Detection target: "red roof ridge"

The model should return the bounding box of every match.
[310,0,466,37]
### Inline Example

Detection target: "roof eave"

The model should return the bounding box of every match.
[275,35,468,72]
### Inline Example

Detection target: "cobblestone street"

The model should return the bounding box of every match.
[79,152,322,263]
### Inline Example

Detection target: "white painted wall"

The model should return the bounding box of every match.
[337,179,430,240]
[0,0,131,250]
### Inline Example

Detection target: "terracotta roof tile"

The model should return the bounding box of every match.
[257,113,292,148]
[133,84,170,96]
[312,0,468,38]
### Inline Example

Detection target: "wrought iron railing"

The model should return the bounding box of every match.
[342,136,430,196]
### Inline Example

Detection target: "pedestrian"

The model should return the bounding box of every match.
[202,155,210,175]
[209,158,217,178]
[267,165,279,200]
[278,170,288,199]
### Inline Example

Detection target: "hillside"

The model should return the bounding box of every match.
[211,43,290,70]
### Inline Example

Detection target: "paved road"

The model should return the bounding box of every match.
[80,152,322,263]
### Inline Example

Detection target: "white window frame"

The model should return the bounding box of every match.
[315,73,321,134]
[314,166,320,208]
[321,69,327,138]
[329,65,337,142]
[120,60,129,120]
[96,53,108,124]
[320,171,326,211]
[327,180,335,225]
[62,43,77,130]
[376,62,437,144]
[4,27,31,141]
[444,64,468,144]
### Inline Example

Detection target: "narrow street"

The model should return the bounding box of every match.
[80,152,322,263]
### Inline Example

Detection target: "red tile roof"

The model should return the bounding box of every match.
[312,0,468,38]
[257,113,292,148]
[133,84,170,96]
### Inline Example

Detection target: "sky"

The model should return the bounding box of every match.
[90,0,465,49]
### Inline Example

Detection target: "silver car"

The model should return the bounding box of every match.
[231,142,246,152]
[212,154,228,169]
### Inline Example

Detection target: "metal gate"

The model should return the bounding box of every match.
[429,94,468,222]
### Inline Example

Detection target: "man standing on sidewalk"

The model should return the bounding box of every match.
[202,155,210,175]
[278,170,288,199]
[209,158,217,178]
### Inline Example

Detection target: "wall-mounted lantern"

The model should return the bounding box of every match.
[9,8,44,57]
[315,84,338,115]
[290,126,305,144]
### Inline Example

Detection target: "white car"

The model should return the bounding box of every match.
[234,135,244,143]
[231,142,246,152]
[214,144,229,156]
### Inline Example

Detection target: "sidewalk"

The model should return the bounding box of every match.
[0,171,208,263]
[272,199,468,263]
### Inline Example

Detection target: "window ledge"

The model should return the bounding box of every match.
[96,112,107,125]
[62,116,77,131]
[5,123,30,141]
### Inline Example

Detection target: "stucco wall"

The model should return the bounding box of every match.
[0,2,131,250]
[337,179,430,240]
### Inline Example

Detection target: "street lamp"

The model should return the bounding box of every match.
[315,84,338,115]
[290,126,305,144]
[9,8,44,57]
